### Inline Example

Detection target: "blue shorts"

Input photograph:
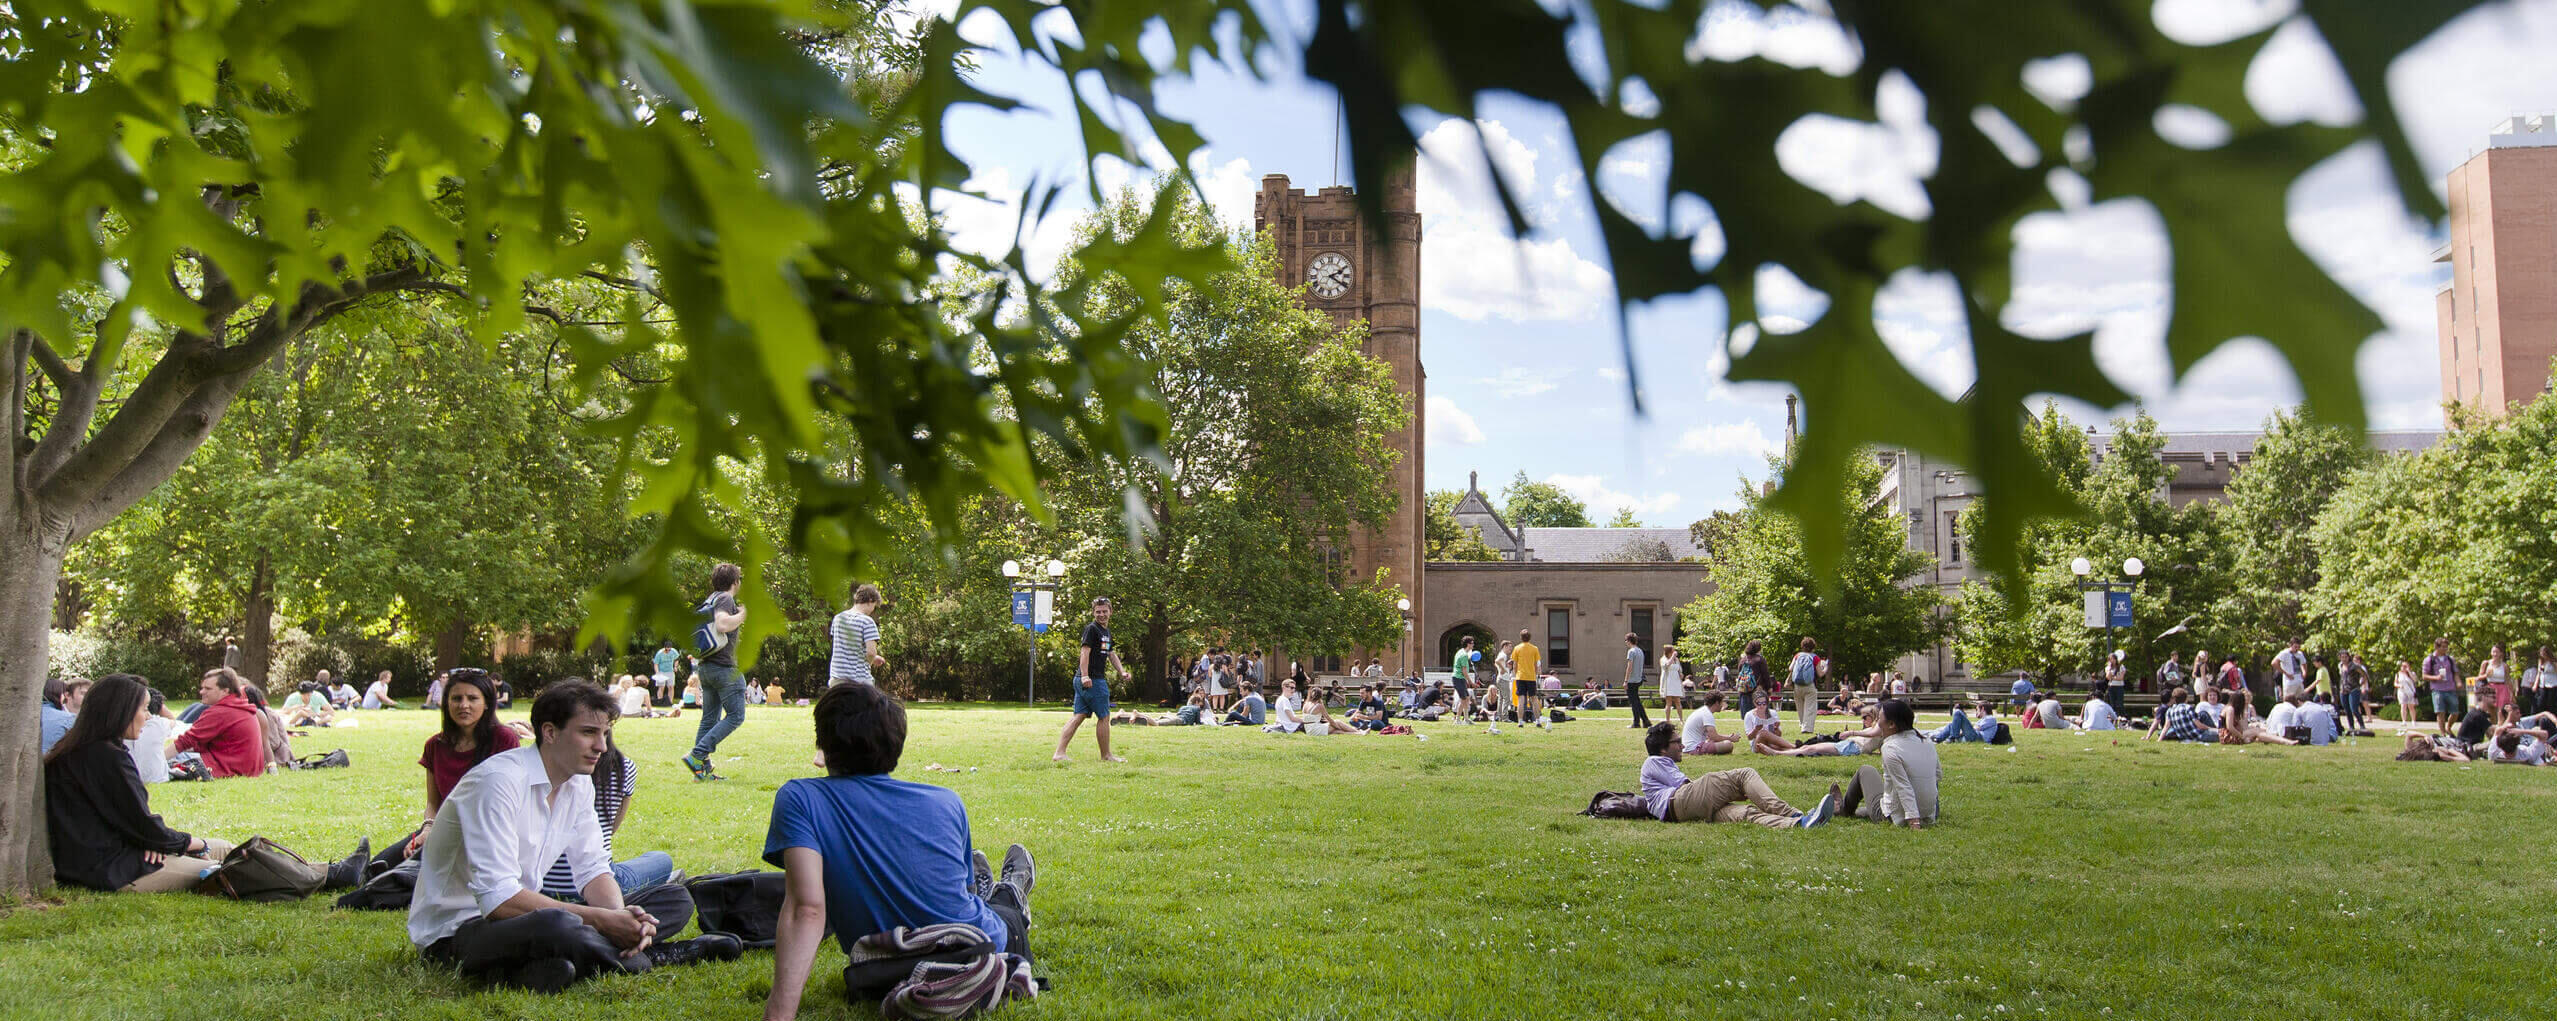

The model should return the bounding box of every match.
[1072,678,1112,717]
[2431,690,2460,716]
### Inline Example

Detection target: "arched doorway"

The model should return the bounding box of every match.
[1438,622,1496,672]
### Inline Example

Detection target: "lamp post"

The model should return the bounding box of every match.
[1396,597,1414,678]
[2073,556,2143,713]
[1003,558,1066,705]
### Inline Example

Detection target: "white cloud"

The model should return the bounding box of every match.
[1189,153,1258,231]
[1427,396,1486,446]
[1416,118,1615,321]
[1548,472,1684,521]
[925,167,1082,279]
[1674,420,1779,458]
[1475,366,1561,398]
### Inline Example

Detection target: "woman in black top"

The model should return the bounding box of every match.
[45,674,232,892]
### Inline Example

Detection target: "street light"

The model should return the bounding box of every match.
[2074,555,2145,713]
[1005,558,1065,704]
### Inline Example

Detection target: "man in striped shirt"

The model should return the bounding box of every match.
[829,584,887,686]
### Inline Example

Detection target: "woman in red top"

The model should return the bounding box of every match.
[407,668,521,855]
[171,668,266,778]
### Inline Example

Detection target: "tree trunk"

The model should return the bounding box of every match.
[433,617,473,673]
[0,519,70,898]
[241,551,275,684]
[1141,611,1171,706]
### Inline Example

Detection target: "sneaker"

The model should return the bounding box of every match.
[999,844,1035,899]
[510,957,579,993]
[645,934,744,969]
[1797,784,1840,829]
[972,849,994,899]
[1486,724,1501,735]
[678,754,709,780]
[699,770,728,782]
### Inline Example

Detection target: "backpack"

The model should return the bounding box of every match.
[687,870,827,949]
[1580,790,1653,820]
[194,836,328,902]
[844,924,1038,1019]
[1548,708,1570,723]
[167,753,212,782]
[1790,653,1818,685]
[692,595,733,656]
[336,859,420,911]
[294,749,351,770]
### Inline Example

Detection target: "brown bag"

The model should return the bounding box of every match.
[194,836,328,902]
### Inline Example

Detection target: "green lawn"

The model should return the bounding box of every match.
[2,702,2543,1020]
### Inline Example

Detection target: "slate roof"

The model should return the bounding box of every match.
[1516,527,1706,563]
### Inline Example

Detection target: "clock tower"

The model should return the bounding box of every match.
[1254,162,1426,670]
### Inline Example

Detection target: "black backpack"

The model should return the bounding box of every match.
[687,870,829,949]
[294,749,350,770]
[336,859,421,911]
[1579,791,1653,820]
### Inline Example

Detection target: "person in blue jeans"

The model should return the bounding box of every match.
[681,562,749,782]
[1051,596,1129,763]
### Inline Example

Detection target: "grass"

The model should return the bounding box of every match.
[2,701,2547,1020]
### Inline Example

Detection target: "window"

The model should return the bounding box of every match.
[1945,512,1963,564]
[1317,653,1343,673]
[1545,607,1572,669]
[1630,608,1655,669]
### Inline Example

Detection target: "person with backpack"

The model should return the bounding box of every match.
[1737,641,1768,715]
[1788,637,1827,736]
[410,681,741,992]
[47,674,367,892]
[681,562,751,782]
[765,681,1038,1019]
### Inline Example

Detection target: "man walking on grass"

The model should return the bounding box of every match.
[1789,637,1826,736]
[1623,632,1652,730]
[1450,636,1480,723]
[2423,637,2461,736]
[829,584,887,686]
[681,562,748,782]
[1052,597,1129,763]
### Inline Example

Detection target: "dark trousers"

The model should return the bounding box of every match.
[2522,688,2540,718]
[1625,683,1650,726]
[1737,688,1755,714]
[422,882,696,990]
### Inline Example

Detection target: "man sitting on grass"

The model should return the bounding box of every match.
[1836,699,1939,829]
[1680,691,1735,756]
[1223,683,1267,727]
[409,680,739,993]
[764,681,1036,1020]
[2151,689,2219,743]
[1638,722,1835,830]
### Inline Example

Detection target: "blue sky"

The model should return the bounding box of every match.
[919,0,2557,525]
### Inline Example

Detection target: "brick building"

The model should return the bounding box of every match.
[2436,115,2557,422]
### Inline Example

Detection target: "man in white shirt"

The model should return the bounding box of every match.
[1681,692,1734,755]
[2078,696,2119,731]
[1839,700,1940,828]
[2034,695,2066,730]
[2264,693,2305,737]
[409,681,739,992]
[2274,640,2308,697]
[2491,727,2553,766]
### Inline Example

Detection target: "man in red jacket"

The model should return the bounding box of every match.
[173,668,267,778]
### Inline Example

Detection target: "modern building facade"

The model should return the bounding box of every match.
[2436,114,2557,423]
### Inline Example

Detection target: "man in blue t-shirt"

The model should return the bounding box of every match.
[763,682,1036,1018]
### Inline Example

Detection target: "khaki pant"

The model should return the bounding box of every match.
[123,838,233,893]
[1795,684,1817,733]
[1667,768,1799,830]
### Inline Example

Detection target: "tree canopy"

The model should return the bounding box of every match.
[1502,471,1593,528]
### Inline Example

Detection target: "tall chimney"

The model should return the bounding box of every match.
[1784,394,1799,455]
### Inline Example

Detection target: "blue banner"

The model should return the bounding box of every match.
[1011,591,1035,629]
[2106,590,2133,629]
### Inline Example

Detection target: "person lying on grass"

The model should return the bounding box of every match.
[2397,731,2472,762]
[1638,721,1835,830]
[47,674,368,893]
[1834,699,1940,829]
[2487,722,2555,765]
[408,680,740,993]
[765,681,1036,1021]
[1110,693,1209,727]
[1762,706,1884,757]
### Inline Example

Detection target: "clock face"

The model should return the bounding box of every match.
[1306,251,1352,299]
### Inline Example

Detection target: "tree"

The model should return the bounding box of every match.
[0,0,2493,895]
[1953,409,2232,683]
[2310,397,2557,662]
[1600,538,1678,563]
[1673,452,1938,682]
[1425,490,1503,562]
[2213,408,2375,649]
[1035,188,1409,700]
[1687,509,1744,562]
[1502,472,1592,528]
[1604,507,1642,528]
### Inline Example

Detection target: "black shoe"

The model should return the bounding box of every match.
[971,849,993,899]
[510,958,579,993]
[325,838,372,890]
[999,843,1035,899]
[645,934,744,969]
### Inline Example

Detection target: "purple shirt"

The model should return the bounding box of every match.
[2424,653,2460,693]
[1639,756,1687,821]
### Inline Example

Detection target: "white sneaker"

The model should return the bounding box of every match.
[1539,721,1550,731]
[1487,724,1502,735]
